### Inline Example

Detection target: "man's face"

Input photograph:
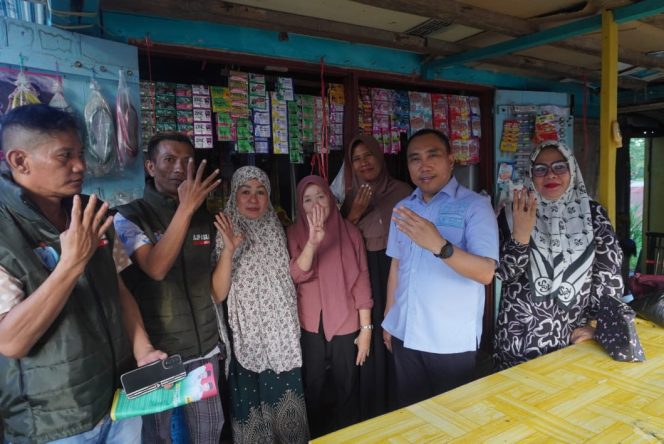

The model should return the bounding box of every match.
[407,133,455,202]
[15,130,86,198]
[146,140,194,199]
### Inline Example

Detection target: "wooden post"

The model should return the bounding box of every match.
[599,9,618,224]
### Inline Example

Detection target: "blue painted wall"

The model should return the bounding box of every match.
[0,17,144,205]
[100,11,601,118]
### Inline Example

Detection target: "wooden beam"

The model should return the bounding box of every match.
[599,10,619,224]
[485,54,646,90]
[639,14,664,29]
[101,0,462,56]
[619,102,664,113]
[424,0,664,70]
[560,36,664,69]
[103,0,649,89]
[354,0,535,35]
[355,0,664,70]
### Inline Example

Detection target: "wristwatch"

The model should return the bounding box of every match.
[434,241,454,259]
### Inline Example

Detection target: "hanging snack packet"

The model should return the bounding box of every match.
[8,71,41,110]
[49,77,71,112]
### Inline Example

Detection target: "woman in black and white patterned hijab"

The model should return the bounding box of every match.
[495,141,624,369]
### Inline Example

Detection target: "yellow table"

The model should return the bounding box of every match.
[314,319,664,443]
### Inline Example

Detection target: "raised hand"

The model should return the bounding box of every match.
[347,184,372,224]
[306,204,326,247]
[392,205,444,254]
[214,213,244,255]
[511,188,537,245]
[177,159,221,215]
[59,194,113,273]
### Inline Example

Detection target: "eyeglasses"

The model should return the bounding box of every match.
[531,160,569,177]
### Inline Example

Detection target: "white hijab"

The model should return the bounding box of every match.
[507,141,595,308]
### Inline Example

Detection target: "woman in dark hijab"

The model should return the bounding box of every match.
[341,135,411,418]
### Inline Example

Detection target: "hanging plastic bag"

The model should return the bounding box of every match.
[115,69,139,170]
[8,71,41,110]
[329,161,346,205]
[48,77,71,113]
[84,79,116,176]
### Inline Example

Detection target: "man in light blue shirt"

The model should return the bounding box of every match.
[382,129,499,408]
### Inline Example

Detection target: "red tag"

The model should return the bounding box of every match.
[192,239,211,246]
[98,238,109,247]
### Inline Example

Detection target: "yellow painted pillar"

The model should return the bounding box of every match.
[599,9,619,224]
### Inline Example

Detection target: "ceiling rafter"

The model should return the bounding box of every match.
[485,54,646,89]
[101,0,461,57]
[101,0,647,89]
[353,0,664,70]
[639,14,664,29]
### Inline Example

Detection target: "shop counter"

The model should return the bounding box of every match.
[313,319,664,443]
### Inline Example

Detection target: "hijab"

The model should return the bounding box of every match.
[506,141,595,309]
[342,135,412,251]
[289,175,361,340]
[221,166,301,373]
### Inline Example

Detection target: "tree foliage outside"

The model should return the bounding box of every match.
[630,138,645,181]
[629,138,645,271]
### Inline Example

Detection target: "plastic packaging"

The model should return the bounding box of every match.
[48,77,71,112]
[84,79,116,176]
[8,71,41,110]
[116,70,139,170]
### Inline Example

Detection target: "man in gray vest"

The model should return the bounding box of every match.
[0,104,165,443]
[114,132,224,443]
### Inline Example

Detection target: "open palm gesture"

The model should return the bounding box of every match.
[306,204,326,247]
[214,213,243,255]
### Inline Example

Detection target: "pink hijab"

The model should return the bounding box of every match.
[289,175,361,339]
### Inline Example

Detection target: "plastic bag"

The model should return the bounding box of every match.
[595,296,646,362]
[629,273,664,299]
[329,161,346,205]
[115,70,139,170]
[8,71,41,110]
[84,79,116,176]
[48,77,71,112]
[630,291,664,328]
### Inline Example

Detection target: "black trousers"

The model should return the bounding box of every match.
[392,337,477,409]
[300,324,359,439]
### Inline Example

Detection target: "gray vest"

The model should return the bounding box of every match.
[116,182,218,360]
[0,173,132,443]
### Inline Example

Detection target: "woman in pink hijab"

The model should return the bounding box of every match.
[287,175,373,438]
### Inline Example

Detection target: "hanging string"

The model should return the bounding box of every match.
[311,56,329,180]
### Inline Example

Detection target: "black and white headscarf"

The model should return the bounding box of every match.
[508,141,595,309]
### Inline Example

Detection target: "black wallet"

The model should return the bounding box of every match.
[120,354,187,399]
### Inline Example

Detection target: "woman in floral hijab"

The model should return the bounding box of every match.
[212,166,308,443]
